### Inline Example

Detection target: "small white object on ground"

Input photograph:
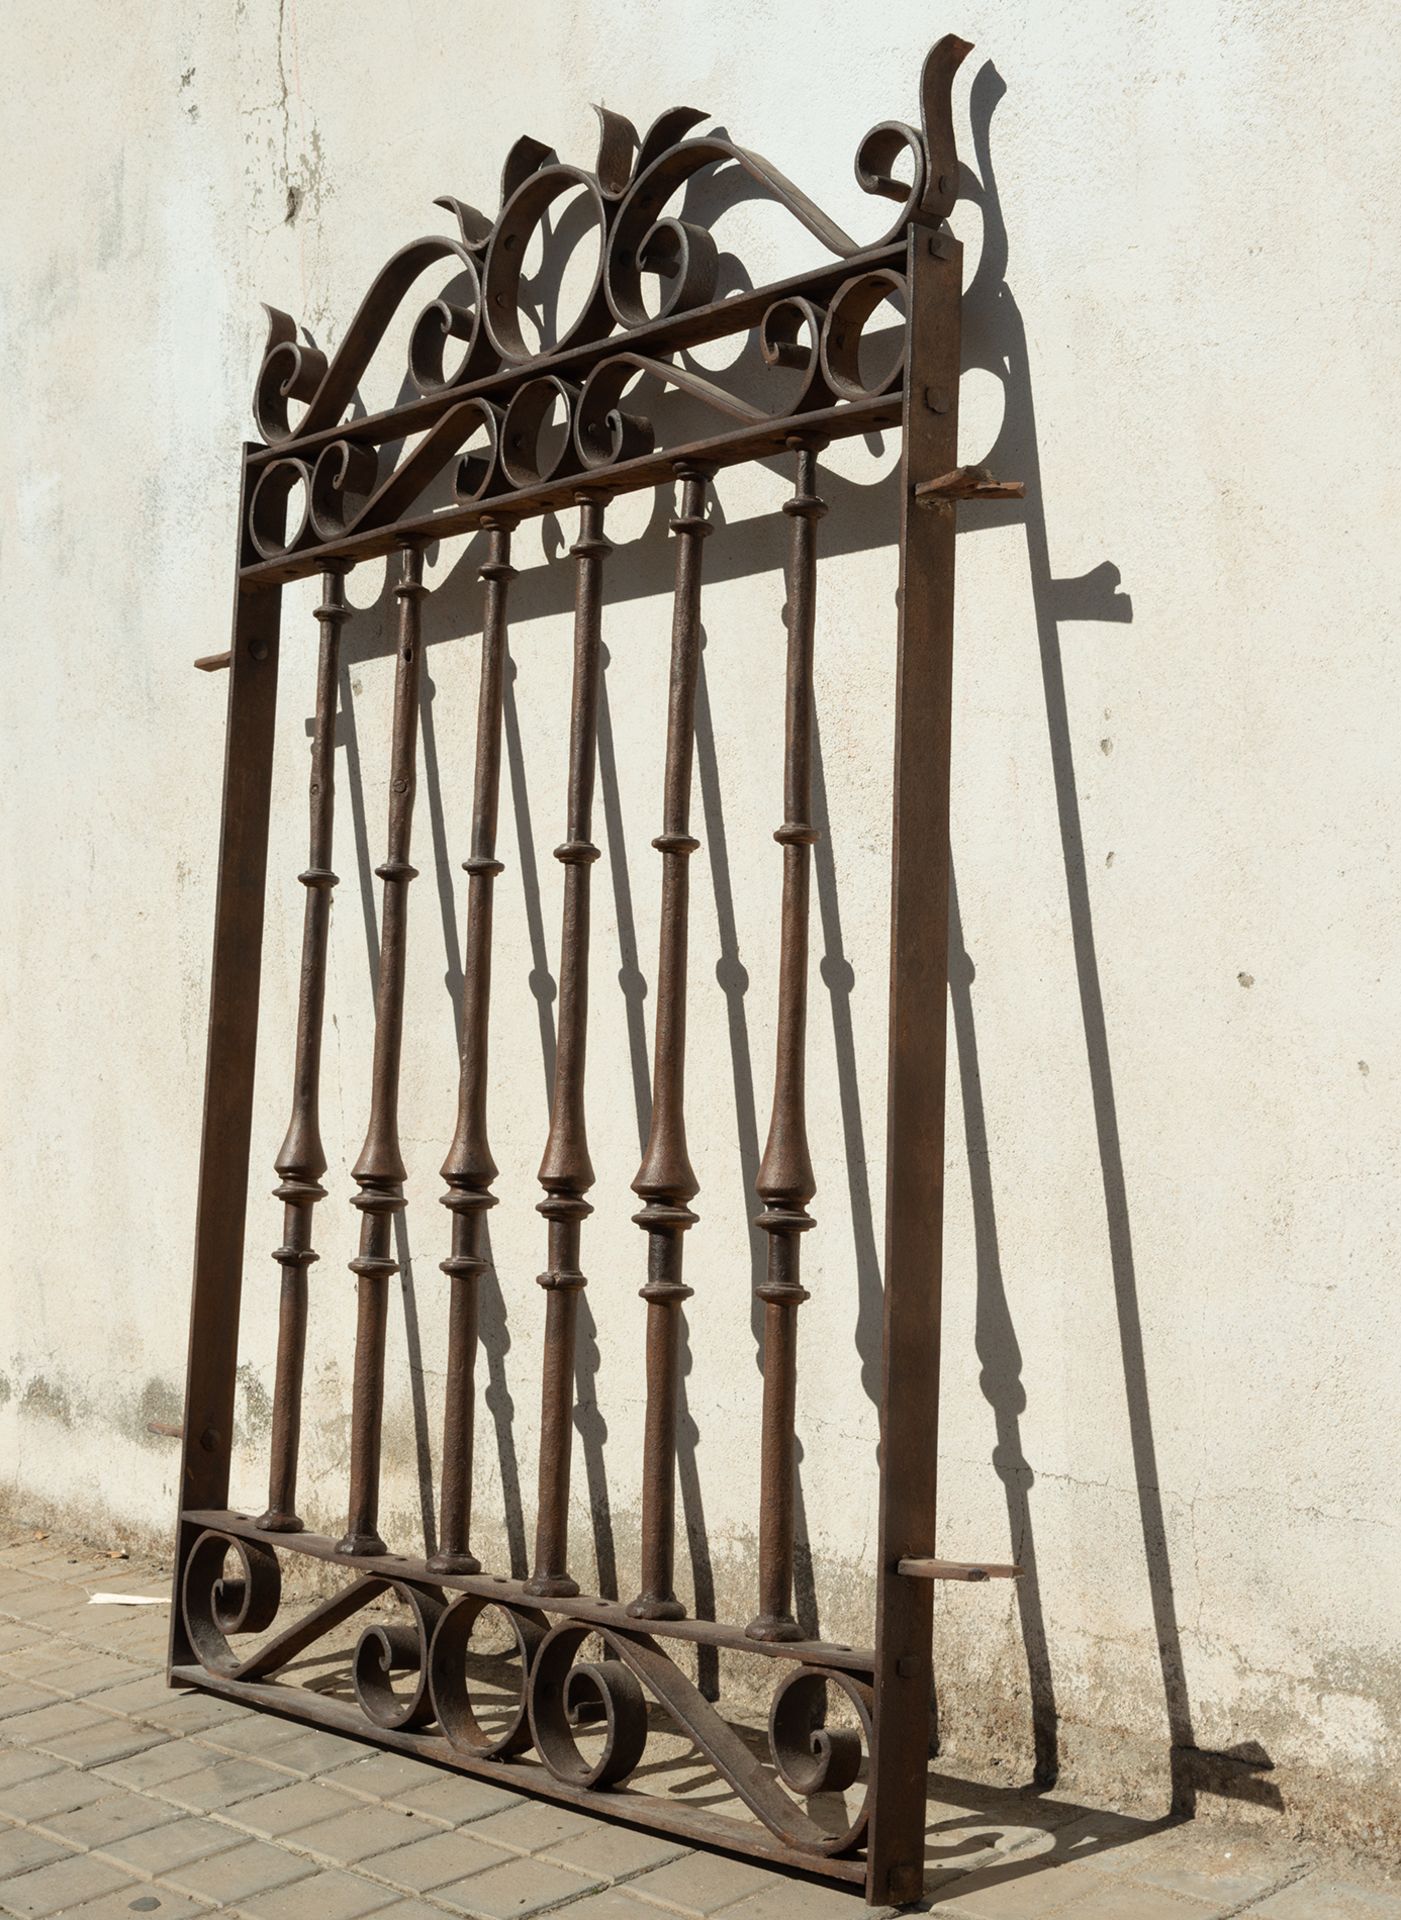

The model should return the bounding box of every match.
[88,1591,168,1605]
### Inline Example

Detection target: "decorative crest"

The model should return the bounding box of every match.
[243,37,971,569]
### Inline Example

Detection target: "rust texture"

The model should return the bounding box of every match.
[749,441,825,1644]
[171,37,1029,1904]
[431,516,516,1576]
[628,463,712,1622]
[339,543,427,1559]
[527,494,610,1601]
[258,565,350,1534]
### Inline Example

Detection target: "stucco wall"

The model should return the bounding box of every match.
[2,0,1397,1855]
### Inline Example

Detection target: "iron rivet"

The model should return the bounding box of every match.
[924,388,950,414]
[896,1654,919,1677]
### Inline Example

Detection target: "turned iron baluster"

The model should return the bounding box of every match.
[430,516,516,1576]
[258,565,349,1534]
[749,441,826,1642]
[526,493,610,1600]
[338,542,426,1558]
[628,464,712,1621]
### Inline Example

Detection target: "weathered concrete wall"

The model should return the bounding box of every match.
[2,0,1398,1855]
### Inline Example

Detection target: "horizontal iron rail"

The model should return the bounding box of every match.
[239,393,902,588]
[169,1662,867,1885]
[183,1510,874,1673]
[246,242,906,472]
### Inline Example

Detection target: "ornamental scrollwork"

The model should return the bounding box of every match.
[181,1530,872,1860]
[243,36,970,562]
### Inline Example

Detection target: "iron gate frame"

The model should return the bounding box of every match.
[167,34,1022,1904]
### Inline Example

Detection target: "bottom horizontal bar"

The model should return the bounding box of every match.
[171,1664,866,1885]
[897,1557,1023,1581]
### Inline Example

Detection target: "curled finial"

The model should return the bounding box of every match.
[500,134,557,208]
[635,105,709,176]
[918,33,974,222]
[592,105,640,196]
[433,194,493,252]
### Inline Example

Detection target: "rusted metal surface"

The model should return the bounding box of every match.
[432,516,516,1577]
[749,441,825,1646]
[528,495,609,1602]
[259,565,348,1535]
[172,38,1026,1901]
[340,544,426,1559]
[629,462,710,1623]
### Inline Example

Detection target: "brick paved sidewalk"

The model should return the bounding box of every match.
[1,1524,1395,1919]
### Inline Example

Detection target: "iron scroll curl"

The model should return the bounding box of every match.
[179,1534,874,1858]
[247,35,969,460]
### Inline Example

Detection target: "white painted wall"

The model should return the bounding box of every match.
[2,0,1397,1851]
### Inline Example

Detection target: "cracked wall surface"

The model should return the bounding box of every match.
[1,0,1398,1861]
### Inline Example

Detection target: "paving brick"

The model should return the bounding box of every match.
[0,1766,112,1824]
[131,1688,254,1735]
[323,1750,436,1803]
[906,1861,1086,1918]
[161,1836,316,1902]
[0,1627,41,1657]
[32,1788,178,1851]
[232,1866,393,1918]
[0,1582,84,1620]
[0,1750,61,1792]
[0,1691,85,1732]
[0,1850,139,1916]
[58,1891,210,1920]
[0,1644,64,1677]
[391,1770,523,1827]
[0,1827,70,1878]
[1,1700,109,1748]
[1244,1869,1401,1917]
[23,1653,148,1700]
[565,1895,692,1920]
[432,1853,603,1917]
[91,1812,245,1878]
[247,1727,371,1777]
[288,1802,447,1867]
[627,1850,777,1914]
[223,1777,352,1839]
[1030,1881,1218,1920]
[41,1719,168,1769]
[358,1824,512,1891]
[153,1754,290,1813]
[84,1674,177,1718]
[93,1740,208,1793]
[537,1821,689,1881]
[468,1799,598,1856]
[201,1714,325,1762]
[1091,1830,1303,1909]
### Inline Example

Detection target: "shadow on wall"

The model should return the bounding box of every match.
[277,59,1276,1809]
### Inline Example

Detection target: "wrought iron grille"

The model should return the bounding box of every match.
[169,35,1023,1904]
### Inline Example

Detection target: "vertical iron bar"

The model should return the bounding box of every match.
[338,541,427,1558]
[627,463,712,1621]
[170,449,282,1670]
[526,492,610,1600]
[865,227,963,1904]
[748,439,827,1644]
[430,516,517,1575]
[259,565,349,1533]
